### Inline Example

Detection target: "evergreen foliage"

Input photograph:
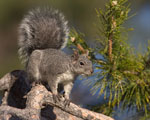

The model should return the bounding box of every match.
[68,0,150,118]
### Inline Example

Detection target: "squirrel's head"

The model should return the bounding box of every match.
[71,51,93,76]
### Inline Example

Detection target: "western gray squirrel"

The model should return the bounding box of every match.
[18,7,93,102]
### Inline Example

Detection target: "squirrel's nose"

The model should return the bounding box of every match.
[90,69,94,74]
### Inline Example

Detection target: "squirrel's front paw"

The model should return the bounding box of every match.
[52,94,63,103]
[64,99,70,107]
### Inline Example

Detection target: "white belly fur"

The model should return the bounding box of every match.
[57,70,74,84]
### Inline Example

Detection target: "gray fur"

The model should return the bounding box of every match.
[27,49,93,99]
[18,7,93,100]
[18,7,69,65]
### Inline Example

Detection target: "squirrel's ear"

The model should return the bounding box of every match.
[72,50,79,61]
[82,50,89,57]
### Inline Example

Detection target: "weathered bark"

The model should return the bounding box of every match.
[0,70,114,120]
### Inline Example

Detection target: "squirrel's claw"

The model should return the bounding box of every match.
[31,81,42,87]
[52,94,62,103]
[64,99,70,107]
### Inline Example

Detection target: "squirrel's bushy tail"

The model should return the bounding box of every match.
[18,7,69,65]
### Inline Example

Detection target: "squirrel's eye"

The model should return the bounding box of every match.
[80,61,84,66]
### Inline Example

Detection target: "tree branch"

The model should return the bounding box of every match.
[0,70,114,120]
